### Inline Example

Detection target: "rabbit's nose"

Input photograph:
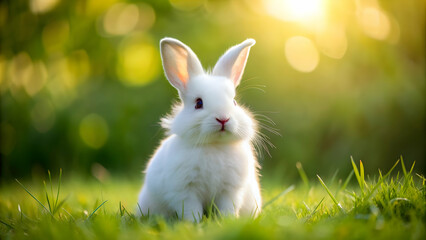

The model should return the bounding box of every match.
[216,118,230,131]
[216,118,230,125]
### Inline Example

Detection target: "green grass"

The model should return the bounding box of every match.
[1,158,425,240]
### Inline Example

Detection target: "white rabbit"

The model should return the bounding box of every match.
[137,37,262,222]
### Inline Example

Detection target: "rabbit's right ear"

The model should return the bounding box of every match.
[160,38,204,92]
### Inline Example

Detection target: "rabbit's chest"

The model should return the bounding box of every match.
[183,145,249,199]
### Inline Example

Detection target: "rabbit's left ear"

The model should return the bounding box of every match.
[212,39,255,87]
[160,38,204,93]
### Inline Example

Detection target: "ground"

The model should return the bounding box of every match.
[0,159,425,240]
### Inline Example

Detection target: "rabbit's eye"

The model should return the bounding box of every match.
[195,98,203,109]
[233,99,237,106]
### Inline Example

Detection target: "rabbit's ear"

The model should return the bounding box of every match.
[160,38,204,92]
[212,39,255,87]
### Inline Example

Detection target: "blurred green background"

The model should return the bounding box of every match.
[0,0,424,182]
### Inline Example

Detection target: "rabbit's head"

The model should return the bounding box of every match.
[160,38,257,145]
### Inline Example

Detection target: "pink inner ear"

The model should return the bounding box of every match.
[170,46,189,87]
[230,47,249,86]
[175,60,188,86]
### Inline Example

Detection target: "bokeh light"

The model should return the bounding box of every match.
[29,0,60,14]
[116,34,160,86]
[265,0,325,23]
[357,7,391,41]
[136,3,156,31]
[103,3,139,36]
[79,114,109,149]
[285,36,320,72]
[8,52,32,90]
[315,24,348,59]
[45,56,76,108]
[23,61,48,96]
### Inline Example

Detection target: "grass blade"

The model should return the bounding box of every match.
[119,201,123,216]
[304,197,325,222]
[55,169,62,211]
[296,162,309,188]
[364,160,399,201]
[351,157,363,195]
[359,160,365,194]
[212,201,223,220]
[302,201,311,212]
[263,185,295,209]
[408,161,416,176]
[48,170,54,210]
[52,196,68,215]
[118,202,133,218]
[0,219,14,229]
[43,181,52,213]
[122,205,133,218]
[136,203,144,217]
[192,212,197,222]
[311,197,325,214]
[206,195,217,219]
[62,208,75,221]
[317,175,344,213]
[330,169,339,185]
[400,156,407,177]
[87,200,108,220]
[181,200,184,220]
[415,173,425,185]
[402,160,416,193]
[15,179,54,217]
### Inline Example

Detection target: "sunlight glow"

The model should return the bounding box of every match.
[265,0,325,22]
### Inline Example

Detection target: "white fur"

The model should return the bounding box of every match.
[137,38,261,221]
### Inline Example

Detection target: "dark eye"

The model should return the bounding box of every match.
[195,98,203,109]
[233,99,237,106]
